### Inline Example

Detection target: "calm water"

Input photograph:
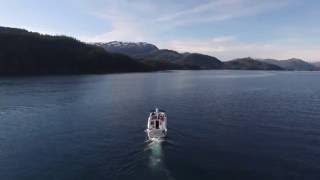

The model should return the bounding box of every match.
[1,70,320,180]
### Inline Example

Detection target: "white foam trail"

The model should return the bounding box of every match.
[146,139,175,180]
[149,140,163,168]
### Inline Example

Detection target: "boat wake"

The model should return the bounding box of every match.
[145,139,175,180]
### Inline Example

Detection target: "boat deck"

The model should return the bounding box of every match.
[147,129,166,139]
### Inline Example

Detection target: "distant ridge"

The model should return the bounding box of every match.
[97,42,287,70]
[97,41,320,71]
[96,42,223,70]
[312,62,320,70]
[259,58,317,71]
[177,53,223,69]
[224,57,284,70]
[139,49,183,62]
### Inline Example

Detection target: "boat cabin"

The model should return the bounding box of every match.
[149,112,165,129]
[146,108,167,139]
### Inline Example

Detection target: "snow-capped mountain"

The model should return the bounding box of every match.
[95,41,159,57]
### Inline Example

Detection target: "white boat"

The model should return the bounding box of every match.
[146,108,167,140]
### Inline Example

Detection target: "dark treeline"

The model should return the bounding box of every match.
[0,27,150,75]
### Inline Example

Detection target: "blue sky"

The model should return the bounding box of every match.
[0,0,319,61]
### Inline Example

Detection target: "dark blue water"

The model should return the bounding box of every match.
[1,70,320,180]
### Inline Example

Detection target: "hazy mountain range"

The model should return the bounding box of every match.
[259,58,318,71]
[0,26,318,76]
[96,41,318,71]
[312,62,320,68]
